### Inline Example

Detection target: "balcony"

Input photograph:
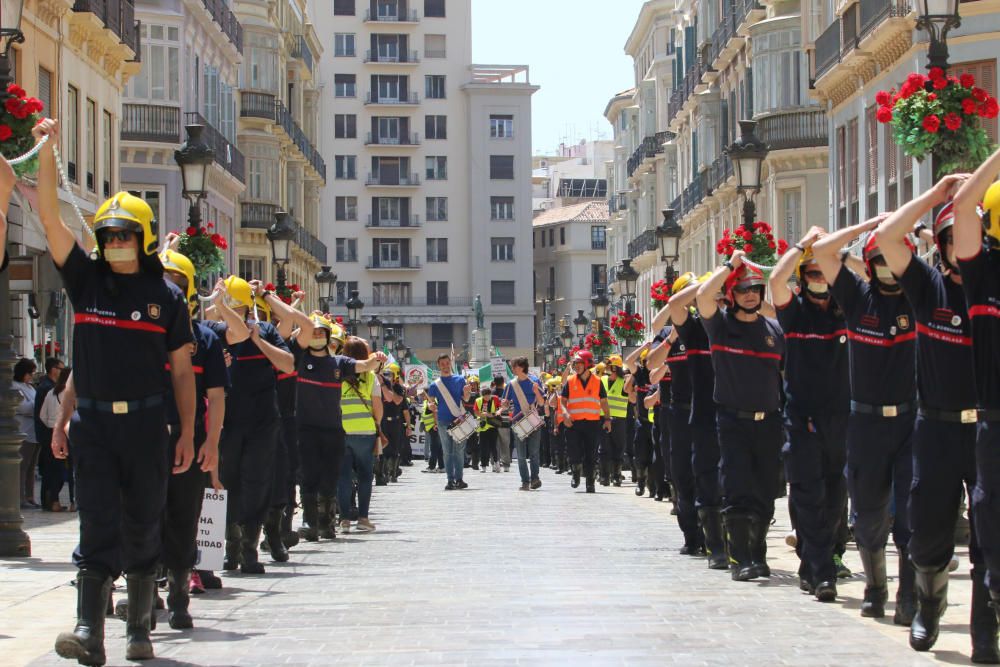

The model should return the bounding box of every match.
[707,155,734,192]
[365,132,421,146]
[366,214,422,228]
[199,0,243,53]
[678,171,710,219]
[240,90,276,120]
[812,0,911,88]
[813,19,841,82]
[364,8,420,23]
[366,255,423,269]
[756,110,828,151]
[365,92,421,106]
[295,224,327,264]
[347,297,473,308]
[121,104,181,142]
[184,112,245,183]
[72,0,141,60]
[627,229,658,260]
[364,50,420,64]
[608,192,628,214]
[291,35,314,74]
[626,132,672,179]
[240,201,280,230]
[365,173,421,187]
[274,100,326,182]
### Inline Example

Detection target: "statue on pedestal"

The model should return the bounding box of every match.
[474,294,484,330]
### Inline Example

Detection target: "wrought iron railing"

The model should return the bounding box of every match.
[73,0,141,59]
[364,50,420,64]
[365,92,420,105]
[240,202,279,229]
[366,214,422,228]
[291,35,314,73]
[365,132,421,146]
[184,112,245,183]
[813,20,841,80]
[366,255,423,269]
[365,173,421,186]
[201,0,243,52]
[274,100,326,181]
[240,91,276,120]
[756,110,828,151]
[121,104,180,142]
[363,8,420,22]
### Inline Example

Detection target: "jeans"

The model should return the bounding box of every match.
[338,434,376,518]
[497,428,512,466]
[438,427,466,484]
[515,428,542,483]
[426,428,444,469]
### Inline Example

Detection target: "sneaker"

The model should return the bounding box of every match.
[504,466,510,472]
[948,555,960,572]
[530,478,542,490]
[189,571,206,595]
[355,518,376,533]
[445,482,456,490]
[457,480,469,489]
[197,570,223,590]
[480,467,488,473]
[493,463,500,473]
[421,467,436,474]
[339,520,351,533]
[833,554,852,579]
[435,468,446,473]
[519,483,530,491]
[785,530,797,548]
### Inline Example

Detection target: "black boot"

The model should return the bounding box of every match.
[55,570,112,666]
[571,464,582,489]
[724,513,755,581]
[299,493,319,542]
[585,472,596,493]
[895,547,917,626]
[166,569,192,630]
[909,564,949,651]
[599,461,610,487]
[748,515,771,578]
[124,573,155,660]
[612,462,623,487]
[972,566,1000,664]
[699,507,729,570]
[222,523,242,571]
[388,457,399,483]
[634,466,646,496]
[318,496,336,540]
[858,547,889,618]
[280,504,299,549]
[263,508,289,562]
[239,524,266,574]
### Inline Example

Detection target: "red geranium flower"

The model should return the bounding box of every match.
[0,125,11,142]
[777,239,789,255]
[207,222,214,229]
[928,67,945,81]
[973,88,989,102]
[922,114,941,133]
[186,226,197,236]
[744,243,754,253]
[6,84,25,98]
[962,97,979,115]
[944,113,962,131]
[876,106,893,123]
[927,93,937,101]
[983,98,1000,119]
[960,74,976,88]
[875,90,892,106]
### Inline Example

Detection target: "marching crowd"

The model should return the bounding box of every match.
[8,113,1000,665]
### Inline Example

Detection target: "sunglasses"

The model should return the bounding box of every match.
[99,229,136,243]
[733,285,763,295]
[803,270,824,280]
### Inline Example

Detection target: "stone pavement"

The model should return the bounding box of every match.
[0,464,983,666]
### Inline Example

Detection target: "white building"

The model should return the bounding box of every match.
[312,0,538,361]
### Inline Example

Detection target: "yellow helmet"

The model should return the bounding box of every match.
[797,248,818,280]
[469,375,480,385]
[159,250,196,304]
[671,271,698,294]
[698,271,713,284]
[607,354,623,368]
[541,372,552,381]
[639,348,649,361]
[253,296,272,322]
[982,181,1000,246]
[223,276,254,311]
[93,191,158,256]
[387,362,401,376]
[546,378,562,389]
[595,362,606,374]
[329,323,345,347]
[310,313,334,333]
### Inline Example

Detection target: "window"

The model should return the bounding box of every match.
[246,44,278,92]
[866,105,878,216]
[335,114,357,139]
[376,239,403,266]
[548,228,554,245]
[426,197,448,221]
[591,225,606,250]
[336,281,359,305]
[782,189,802,246]
[102,111,113,198]
[128,24,180,102]
[375,197,403,224]
[425,34,446,58]
[246,144,278,200]
[492,323,516,347]
[425,0,446,17]
[373,283,411,306]
[427,281,449,305]
[490,155,514,179]
[335,155,357,180]
[66,85,79,183]
[425,75,446,99]
[426,238,448,262]
[548,266,555,299]
[430,323,452,347]
[836,124,847,229]
[425,115,447,139]
[591,264,607,295]
[335,74,356,98]
[848,118,859,226]
[126,188,162,224]
[490,114,514,138]
[490,196,514,220]
[559,226,565,245]
[336,196,358,221]
[336,238,358,262]
[425,156,447,180]
[491,280,515,305]
[238,256,264,282]
[751,29,803,114]
[334,0,355,15]
[334,33,356,57]
[85,99,97,192]
[491,237,515,261]
[38,67,53,117]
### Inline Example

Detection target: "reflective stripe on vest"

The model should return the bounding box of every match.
[567,374,602,421]
[421,404,436,429]
[476,395,498,431]
[340,372,376,434]
[606,378,628,418]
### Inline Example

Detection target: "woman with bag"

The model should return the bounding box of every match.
[337,337,384,533]
[13,358,40,509]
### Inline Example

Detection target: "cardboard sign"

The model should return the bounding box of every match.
[404,364,429,390]
[195,489,227,571]
[491,356,506,378]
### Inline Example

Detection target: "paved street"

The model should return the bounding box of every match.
[1,465,980,666]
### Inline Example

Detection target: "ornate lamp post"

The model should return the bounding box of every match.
[346,290,364,336]
[726,120,769,232]
[174,125,214,231]
[916,0,961,72]
[616,259,639,314]
[591,288,609,332]
[0,0,25,87]
[559,316,574,351]
[266,211,295,292]
[382,326,396,354]
[657,207,683,285]
[573,309,589,344]
[367,314,383,349]
[314,265,336,313]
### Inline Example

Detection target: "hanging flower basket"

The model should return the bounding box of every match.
[0,84,46,180]
[716,221,788,275]
[876,69,998,177]
[263,281,302,305]
[609,311,645,346]
[584,328,618,359]
[177,222,228,277]
[650,279,671,309]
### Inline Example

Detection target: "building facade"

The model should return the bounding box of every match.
[312,0,538,361]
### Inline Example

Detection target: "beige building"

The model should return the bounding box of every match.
[312,0,538,361]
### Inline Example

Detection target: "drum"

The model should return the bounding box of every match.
[512,411,544,439]
[447,413,477,443]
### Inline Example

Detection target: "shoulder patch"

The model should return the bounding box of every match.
[148,304,161,320]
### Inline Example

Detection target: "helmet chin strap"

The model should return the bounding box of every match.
[806,285,831,300]
[732,302,762,315]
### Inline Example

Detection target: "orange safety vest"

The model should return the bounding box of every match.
[566,373,602,421]
[554,395,564,426]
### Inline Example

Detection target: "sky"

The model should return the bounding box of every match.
[471,0,644,156]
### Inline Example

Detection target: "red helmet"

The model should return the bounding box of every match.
[724,264,766,304]
[572,350,594,369]
[863,232,915,274]
[933,200,955,243]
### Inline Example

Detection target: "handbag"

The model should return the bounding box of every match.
[347,374,386,455]
[434,378,476,443]
[510,378,543,439]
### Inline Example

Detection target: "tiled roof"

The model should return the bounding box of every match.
[532,201,610,226]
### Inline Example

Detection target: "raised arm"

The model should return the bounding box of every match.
[697,250,746,319]
[623,341,650,374]
[954,145,1000,258]
[667,281,700,327]
[812,214,888,284]
[32,120,77,267]
[770,226,825,308]
[878,174,966,276]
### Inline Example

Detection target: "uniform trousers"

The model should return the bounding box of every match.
[691,421,722,508]
[220,418,279,526]
[974,419,1000,594]
[669,405,699,544]
[162,423,209,572]
[298,425,346,498]
[567,420,602,478]
[478,428,498,468]
[717,410,783,523]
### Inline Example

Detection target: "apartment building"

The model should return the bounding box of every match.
[809,0,998,227]
[606,0,828,322]
[120,0,246,287]
[313,0,538,360]
[5,0,140,358]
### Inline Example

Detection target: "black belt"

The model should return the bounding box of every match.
[919,406,980,424]
[981,409,1000,422]
[851,400,917,418]
[671,402,692,412]
[721,408,778,422]
[78,394,163,415]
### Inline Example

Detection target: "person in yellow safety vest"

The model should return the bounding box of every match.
[420,396,445,473]
[561,350,612,493]
[547,378,568,473]
[600,357,629,487]
[475,387,502,472]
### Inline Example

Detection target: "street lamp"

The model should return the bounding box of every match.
[266,210,296,291]
[544,344,554,366]
[174,125,215,229]
[573,309,589,339]
[591,289,609,322]
[616,259,639,314]
[367,314,383,345]
[559,317,574,350]
[726,120,769,231]
[383,326,396,350]
[657,208,683,285]
[346,290,364,335]
[916,0,961,72]
[314,265,336,313]
[395,336,407,358]
[0,0,25,87]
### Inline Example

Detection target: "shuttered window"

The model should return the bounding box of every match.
[952,59,998,143]
[865,105,878,216]
[38,67,53,116]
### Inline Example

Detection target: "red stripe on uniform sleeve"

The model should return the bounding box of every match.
[709,344,782,360]
[916,323,973,346]
[969,304,1000,319]
[785,328,848,341]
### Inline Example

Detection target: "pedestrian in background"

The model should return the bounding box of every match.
[13,357,39,509]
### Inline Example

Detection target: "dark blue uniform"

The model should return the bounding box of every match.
[162,321,228,572]
[664,330,700,550]
[274,364,298,513]
[776,291,850,587]
[830,266,916,554]
[60,244,193,577]
[631,365,655,470]
[676,315,721,509]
